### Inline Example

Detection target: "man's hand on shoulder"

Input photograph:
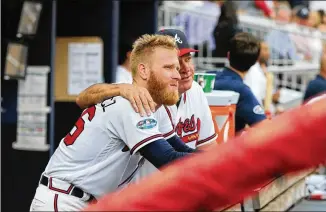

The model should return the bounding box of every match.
[119,84,157,117]
[76,83,156,116]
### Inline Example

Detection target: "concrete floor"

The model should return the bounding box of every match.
[289,199,326,211]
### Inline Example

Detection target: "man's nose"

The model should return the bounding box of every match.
[180,62,190,74]
[174,68,181,80]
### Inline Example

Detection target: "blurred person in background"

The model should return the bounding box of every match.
[244,41,280,107]
[213,32,267,133]
[291,6,324,65]
[289,6,313,62]
[115,38,135,83]
[318,24,326,32]
[317,9,326,32]
[309,10,322,28]
[286,0,309,9]
[235,0,275,18]
[304,44,326,102]
[265,3,298,65]
[317,9,325,23]
[292,5,310,26]
[244,41,269,105]
[323,10,326,25]
[308,10,324,63]
[212,0,239,67]
[255,0,276,18]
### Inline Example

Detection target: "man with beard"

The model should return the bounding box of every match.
[76,29,217,184]
[30,34,196,212]
[77,29,217,149]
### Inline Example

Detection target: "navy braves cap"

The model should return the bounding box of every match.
[296,6,309,20]
[157,29,199,57]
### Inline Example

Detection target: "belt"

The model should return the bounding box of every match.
[40,175,96,203]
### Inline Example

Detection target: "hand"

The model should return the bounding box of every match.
[119,84,156,117]
[272,90,280,103]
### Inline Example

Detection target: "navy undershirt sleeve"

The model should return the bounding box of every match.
[167,135,196,153]
[139,139,190,169]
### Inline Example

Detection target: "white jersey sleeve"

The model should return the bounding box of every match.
[193,82,217,147]
[114,99,164,155]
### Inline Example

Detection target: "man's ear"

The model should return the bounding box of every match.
[137,63,150,80]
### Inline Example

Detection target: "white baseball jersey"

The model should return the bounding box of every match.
[132,81,217,182]
[43,97,175,199]
[171,81,217,148]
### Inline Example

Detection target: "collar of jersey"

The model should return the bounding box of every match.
[222,67,243,81]
[317,74,326,81]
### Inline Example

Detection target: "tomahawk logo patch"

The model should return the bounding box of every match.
[174,34,182,44]
[253,105,265,115]
[136,118,157,130]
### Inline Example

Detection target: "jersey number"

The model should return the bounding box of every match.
[63,106,96,146]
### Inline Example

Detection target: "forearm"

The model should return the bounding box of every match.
[139,139,191,169]
[76,83,121,109]
[167,135,196,153]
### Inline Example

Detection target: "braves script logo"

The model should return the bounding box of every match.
[175,115,201,143]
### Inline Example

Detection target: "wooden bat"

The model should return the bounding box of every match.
[264,72,274,116]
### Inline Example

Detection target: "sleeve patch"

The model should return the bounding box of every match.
[253,105,265,115]
[136,118,157,130]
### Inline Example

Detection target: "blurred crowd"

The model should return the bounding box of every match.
[212,0,326,64]
[117,0,326,116]
[211,0,326,115]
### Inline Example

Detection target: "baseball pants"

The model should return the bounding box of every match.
[30,175,95,211]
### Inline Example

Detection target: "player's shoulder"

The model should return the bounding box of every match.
[215,77,246,93]
[236,84,261,108]
[189,81,206,97]
[98,96,135,113]
[149,105,174,121]
[311,77,326,88]
[306,77,320,88]
[100,96,161,118]
[239,83,255,97]
[191,81,203,91]
[220,80,248,97]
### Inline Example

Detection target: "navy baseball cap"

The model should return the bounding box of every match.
[296,6,309,20]
[157,29,199,57]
